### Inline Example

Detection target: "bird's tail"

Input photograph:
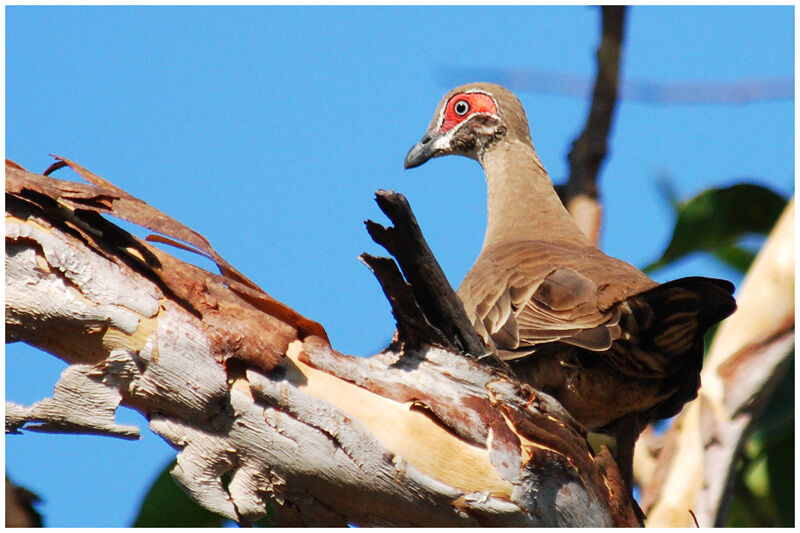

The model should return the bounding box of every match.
[611,276,737,379]
[636,276,737,420]
[653,276,737,333]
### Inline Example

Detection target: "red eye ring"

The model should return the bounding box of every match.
[440,92,498,133]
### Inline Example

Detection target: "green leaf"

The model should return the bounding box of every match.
[727,360,795,527]
[758,360,795,527]
[752,359,795,449]
[645,183,787,273]
[710,243,758,273]
[765,425,795,526]
[133,460,225,527]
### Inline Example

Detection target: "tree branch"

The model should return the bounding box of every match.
[561,5,627,245]
[5,160,640,526]
[363,190,508,369]
[640,199,795,527]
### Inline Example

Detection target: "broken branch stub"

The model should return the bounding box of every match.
[363,189,501,366]
[6,159,640,526]
[358,252,449,347]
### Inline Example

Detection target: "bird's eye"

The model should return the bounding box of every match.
[454,99,470,116]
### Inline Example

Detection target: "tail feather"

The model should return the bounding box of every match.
[610,276,736,378]
[631,276,736,420]
[655,276,737,332]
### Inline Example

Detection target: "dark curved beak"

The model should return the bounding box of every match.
[404,132,435,169]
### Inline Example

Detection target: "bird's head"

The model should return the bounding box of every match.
[404,82,532,169]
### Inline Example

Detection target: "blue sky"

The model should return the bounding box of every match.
[5,6,794,527]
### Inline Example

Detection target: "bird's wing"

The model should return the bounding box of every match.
[458,241,654,360]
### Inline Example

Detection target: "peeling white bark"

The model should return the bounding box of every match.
[6,219,160,336]
[6,174,634,526]
[5,360,139,438]
[641,199,795,527]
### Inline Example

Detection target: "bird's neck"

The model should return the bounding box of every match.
[479,138,591,249]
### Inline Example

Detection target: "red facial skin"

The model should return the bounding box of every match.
[439,93,499,133]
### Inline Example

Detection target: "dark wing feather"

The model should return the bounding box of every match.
[611,276,736,417]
